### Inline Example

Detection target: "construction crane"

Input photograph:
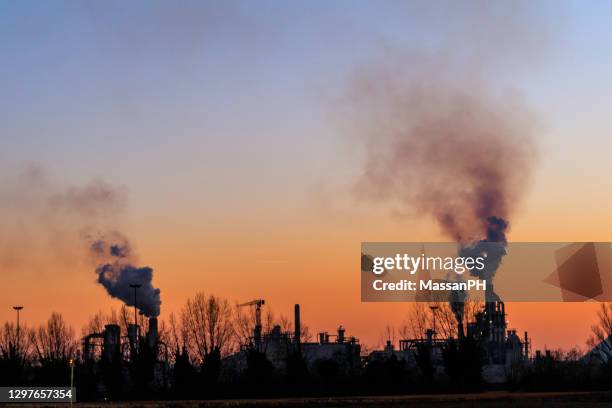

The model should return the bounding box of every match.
[238,299,265,347]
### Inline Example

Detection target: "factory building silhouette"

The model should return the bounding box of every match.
[78,298,530,391]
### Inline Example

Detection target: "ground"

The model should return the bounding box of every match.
[4,391,612,408]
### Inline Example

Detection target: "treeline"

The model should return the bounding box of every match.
[509,348,612,392]
[0,292,311,399]
[509,303,612,392]
[0,312,76,387]
[1,297,611,401]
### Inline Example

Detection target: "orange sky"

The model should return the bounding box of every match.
[1,194,607,353]
[2,1,612,357]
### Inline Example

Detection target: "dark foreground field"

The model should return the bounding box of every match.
[4,392,612,408]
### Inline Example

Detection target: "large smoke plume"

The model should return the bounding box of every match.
[345,3,545,327]
[350,69,535,242]
[0,165,161,317]
[349,68,535,325]
[350,69,534,311]
[88,232,161,318]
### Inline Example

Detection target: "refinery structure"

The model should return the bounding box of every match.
[82,317,165,364]
[80,316,171,392]
[220,303,362,380]
[78,299,531,387]
[369,301,530,383]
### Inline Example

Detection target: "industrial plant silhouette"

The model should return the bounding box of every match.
[1,295,611,402]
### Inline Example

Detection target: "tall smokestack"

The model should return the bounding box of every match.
[294,304,301,346]
[128,323,139,357]
[450,287,466,339]
[103,324,120,363]
[147,317,158,355]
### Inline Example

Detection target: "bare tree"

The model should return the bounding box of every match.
[32,313,76,364]
[82,311,106,336]
[82,308,122,337]
[0,321,33,385]
[119,305,134,334]
[181,293,234,362]
[232,303,272,346]
[400,302,461,340]
[279,314,292,333]
[399,303,426,340]
[378,324,397,349]
[587,303,612,363]
[232,303,312,346]
[300,325,313,343]
[264,309,275,333]
[167,312,181,351]
[463,301,485,324]
[564,346,584,362]
[399,301,487,341]
[0,321,33,362]
[276,313,312,342]
[232,304,252,347]
[155,318,172,363]
[434,303,459,339]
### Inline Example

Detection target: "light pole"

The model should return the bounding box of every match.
[12,306,23,344]
[429,305,439,339]
[69,357,75,407]
[129,284,141,329]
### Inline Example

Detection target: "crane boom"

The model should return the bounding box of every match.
[238,299,265,308]
[238,299,265,346]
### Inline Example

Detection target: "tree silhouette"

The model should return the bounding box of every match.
[587,302,612,386]
[31,313,76,386]
[0,321,33,385]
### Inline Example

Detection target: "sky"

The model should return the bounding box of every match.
[1,0,612,352]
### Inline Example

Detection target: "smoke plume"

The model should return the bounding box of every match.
[343,2,548,243]
[459,216,508,301]
[0,165,127,270]
[88,232,161,318]
[349,68,536,242]
[0,165,161,316]
[343,4,548,324]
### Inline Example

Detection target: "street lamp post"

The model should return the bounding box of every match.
[129,284,141,329]
[12,306,23,344]
[69,357,75,406]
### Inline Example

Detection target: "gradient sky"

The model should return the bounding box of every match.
[1,1,612,352]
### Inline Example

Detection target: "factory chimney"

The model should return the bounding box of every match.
[457,320,465,340]
[128,323,139,357]
[147,317,159,356]
[294,304,301,346]
[337,326,345,343]
[426,329,434,346]
[103,324,120,363]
